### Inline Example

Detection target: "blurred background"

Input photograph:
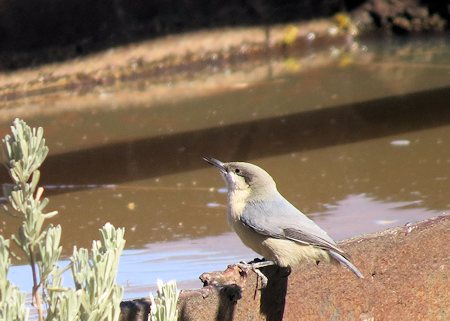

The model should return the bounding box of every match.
[0,0,449,299]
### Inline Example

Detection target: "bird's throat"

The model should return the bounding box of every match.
[227,188,251,226]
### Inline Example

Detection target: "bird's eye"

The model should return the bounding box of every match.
[234,168,241,174]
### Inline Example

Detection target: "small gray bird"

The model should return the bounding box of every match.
[204,157,363,286]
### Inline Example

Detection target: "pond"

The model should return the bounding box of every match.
[1,35,449,299]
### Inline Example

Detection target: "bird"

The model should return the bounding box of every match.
[203,157,363,287]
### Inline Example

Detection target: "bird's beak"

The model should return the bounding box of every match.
[203,157,227,173]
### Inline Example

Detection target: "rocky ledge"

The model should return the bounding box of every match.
[120,214,450,321]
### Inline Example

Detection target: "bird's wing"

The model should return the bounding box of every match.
[240,196,347,257]
[283,227,347,257]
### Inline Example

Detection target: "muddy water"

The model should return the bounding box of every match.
[2,36,450,299]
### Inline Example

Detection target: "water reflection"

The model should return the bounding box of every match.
[1,36,449,298]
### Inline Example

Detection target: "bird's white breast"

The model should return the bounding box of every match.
[227,188,251,227]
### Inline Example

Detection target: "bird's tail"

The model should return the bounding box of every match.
[329,251,364,278]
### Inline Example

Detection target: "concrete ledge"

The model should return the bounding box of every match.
[120,215,450,321]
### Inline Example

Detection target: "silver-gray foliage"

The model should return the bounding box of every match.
[71,224,125,321]
[0,118,125,321]
[0,235,30,321]
[149,280,179,321]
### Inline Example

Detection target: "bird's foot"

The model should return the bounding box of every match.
[236,260,275,288]
[251,260,275,269]
[236,262,251,273]
[253,268,269,288]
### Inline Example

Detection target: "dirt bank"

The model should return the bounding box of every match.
[0,19,354,107]
[0,0,447,107]
[0,0,447,71]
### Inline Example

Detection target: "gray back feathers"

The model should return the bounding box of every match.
[240,194,341,254]
[240,195,363,278]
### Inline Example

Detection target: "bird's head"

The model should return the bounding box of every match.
[203,157,277,197]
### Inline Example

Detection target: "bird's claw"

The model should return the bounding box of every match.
[251,260,275,269]
[253,268,269,288]
[236,260,275,288]
[236,262,251,273]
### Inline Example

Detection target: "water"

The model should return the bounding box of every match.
[1,35,449,299]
